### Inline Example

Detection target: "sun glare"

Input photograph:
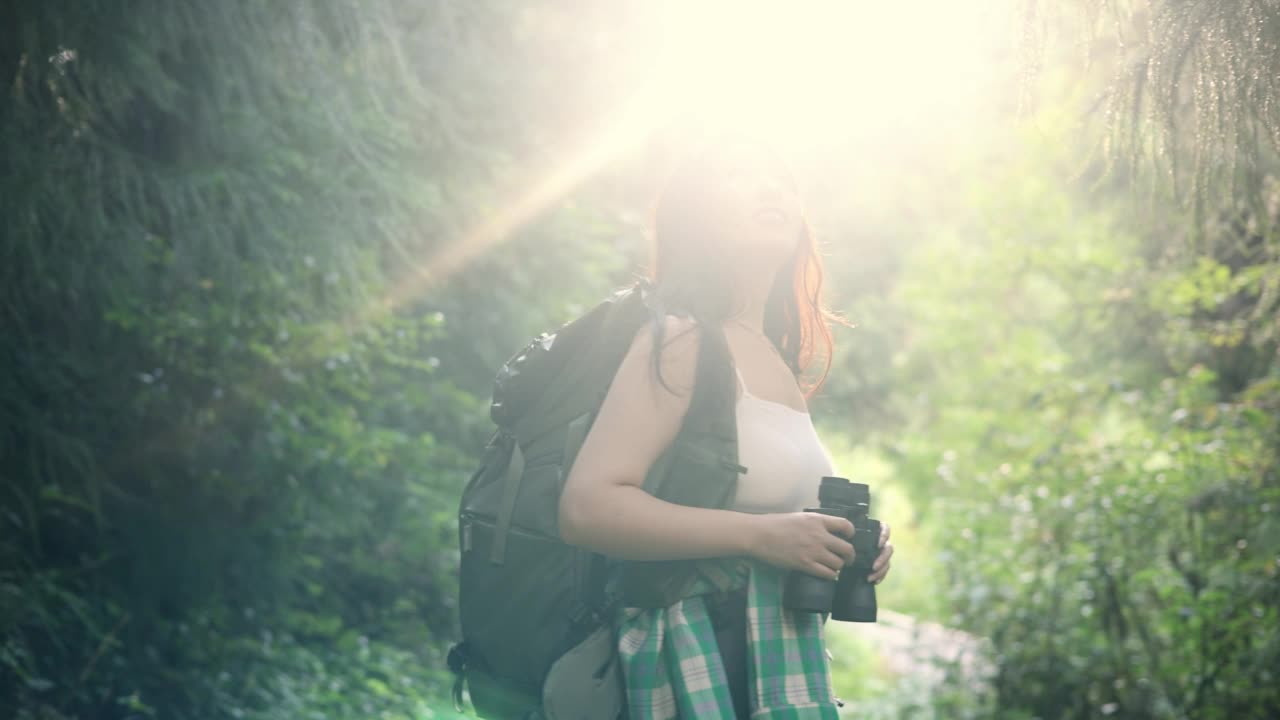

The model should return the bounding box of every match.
[648,0,1006,154]
[380,0,1010,315]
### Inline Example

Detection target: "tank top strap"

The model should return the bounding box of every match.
[732,365,752,399]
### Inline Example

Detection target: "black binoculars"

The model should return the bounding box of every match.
[782,476,881,622]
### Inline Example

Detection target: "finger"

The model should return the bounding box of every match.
[823,535,855,565]
[872,541,894,571]
[819,549,846,574]
[868,561,890,583]
[821,515,855,540]
[878,522,890,548]
[871,543,892,571]
[809,560,839,581]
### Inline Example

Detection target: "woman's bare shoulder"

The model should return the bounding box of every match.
[621,314,703,397]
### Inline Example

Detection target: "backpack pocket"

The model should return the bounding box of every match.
[458,511,592,708]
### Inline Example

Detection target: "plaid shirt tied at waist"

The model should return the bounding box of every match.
[616,558,843,719]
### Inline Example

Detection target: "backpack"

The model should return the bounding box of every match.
[447,283,651,719]
[447,282,747,719]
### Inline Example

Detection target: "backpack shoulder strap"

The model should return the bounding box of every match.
[487,434,525,564]
[621,320,749,607]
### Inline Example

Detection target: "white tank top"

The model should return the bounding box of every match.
[730,366,836,514]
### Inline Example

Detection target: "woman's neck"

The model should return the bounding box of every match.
[725,274,772,334]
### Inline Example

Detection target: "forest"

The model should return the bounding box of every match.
[2,1,1277,718]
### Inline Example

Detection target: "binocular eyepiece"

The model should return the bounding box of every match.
[782,476,881,622]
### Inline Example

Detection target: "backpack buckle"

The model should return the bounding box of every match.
[446,642,469,710]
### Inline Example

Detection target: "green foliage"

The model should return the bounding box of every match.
[878,123,1280,718]
[1,2,628,717]
[1025,0,1280,232]
[4,2,1280,719]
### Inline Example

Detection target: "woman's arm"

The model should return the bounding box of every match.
[559,317,855,579]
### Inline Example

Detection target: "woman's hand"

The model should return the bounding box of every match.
[866,522,893,585]
[746,511,856,580]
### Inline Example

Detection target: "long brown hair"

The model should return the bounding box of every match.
[645,137,838,396]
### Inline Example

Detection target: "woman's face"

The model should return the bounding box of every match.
[705,141,804,270]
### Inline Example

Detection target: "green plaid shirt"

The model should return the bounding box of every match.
[616,558,841,719]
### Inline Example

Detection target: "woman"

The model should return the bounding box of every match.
[558,136,894,719]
